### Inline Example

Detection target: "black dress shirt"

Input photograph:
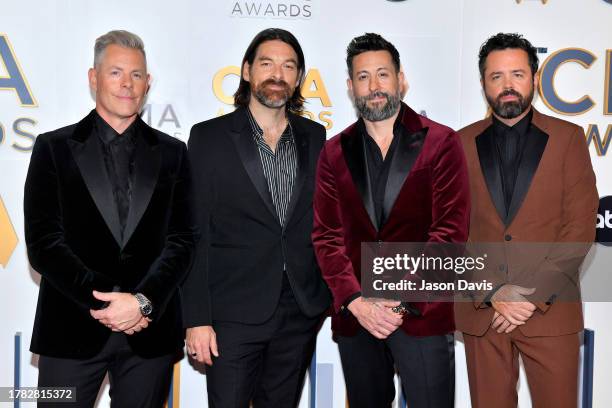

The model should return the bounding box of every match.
[94,112,138,241]
[359,108,403,229]
[491,109,533,215]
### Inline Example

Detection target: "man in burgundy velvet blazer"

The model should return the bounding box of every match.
[312,33,470,408]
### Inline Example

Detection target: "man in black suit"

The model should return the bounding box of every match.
[24,30,195,408]
[182,28,330,407]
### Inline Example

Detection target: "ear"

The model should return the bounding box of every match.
[533,71,539,90]
[242,61,250,82]
[146,73,151,94]
[88,68,97,92]
[398,70,408,98]
[347,77,353,93]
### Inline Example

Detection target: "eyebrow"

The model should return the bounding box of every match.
[489,68,527,76]
[355,67,391,75]
[256,55,298,65]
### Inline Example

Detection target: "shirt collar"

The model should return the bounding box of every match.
[358,103,405,141]
[246,107,294,144]
[94,110,138,145]
[491,107,533,137]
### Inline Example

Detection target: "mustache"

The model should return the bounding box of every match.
[497,89,523,99]
[260,78,290,89]
[365,91,390,100]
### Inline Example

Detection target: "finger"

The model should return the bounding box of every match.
[496,320,510,333]
[505,324,517,334]
[491,315,504,329]
[492,311,500,322]
[125,329,135,335]
[210,332,219,358]
[380,311,403,327]
[377,300,401,308]
[375,319,399,334]
[90,309,105,320]
[516,287,536,296]
[92,290,113,301]
[501,311,524,326]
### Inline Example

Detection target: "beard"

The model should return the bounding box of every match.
[486,87,534,119]
[252,78,292,108]
[354,90,401,122]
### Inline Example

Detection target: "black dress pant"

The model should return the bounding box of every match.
[337,327,455,408]
[206,278,320,408]
[37,332,175,408]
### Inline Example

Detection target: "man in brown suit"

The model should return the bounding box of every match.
[455,33,598,408]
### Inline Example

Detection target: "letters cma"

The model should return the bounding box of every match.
[0,34,36,106]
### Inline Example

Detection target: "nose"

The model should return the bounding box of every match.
[502,75,513,89]
[122,74,133,89]
[369,76,379,93]
[271,64,283,81]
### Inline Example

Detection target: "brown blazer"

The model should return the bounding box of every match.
[455,107,598,337]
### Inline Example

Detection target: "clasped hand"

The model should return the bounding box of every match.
[89,290,150,335]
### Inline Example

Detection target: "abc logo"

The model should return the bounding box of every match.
[596,196,612,246]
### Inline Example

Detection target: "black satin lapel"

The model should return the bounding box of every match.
[341,133,377,230]
[123,138,161,247]
[382,128,428,224]
[229,128,280,225]
[476,127,507,223]
[284,129,308,228]
[68,136,122,245]
[506,126,549,226]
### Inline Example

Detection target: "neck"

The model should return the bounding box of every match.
[363,107,400,141]
[95,108,137,134]
[248,99,287,130]
[493,106,532,127]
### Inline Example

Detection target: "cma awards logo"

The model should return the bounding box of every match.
[212,66,333,129]
[0,34,38,152]
[538,48,612,156]
[230,0,313,19]
[596,196,612,246]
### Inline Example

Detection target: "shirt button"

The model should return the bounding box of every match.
[504,234,512,241]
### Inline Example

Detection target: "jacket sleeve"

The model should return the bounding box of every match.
[523,125,598,312]
[135,142,197,320]
[24,135,115,310]
[180,126,214,327]
[312,143,361,313]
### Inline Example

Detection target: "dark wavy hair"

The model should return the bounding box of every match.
[346,33,401,78]
[478,33,539,78]
[233,28,306,113]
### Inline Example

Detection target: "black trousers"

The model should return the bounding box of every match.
[37,333,175,408]
[337,327,455,408]
[206,280,320,408]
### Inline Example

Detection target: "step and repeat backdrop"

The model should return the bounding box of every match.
[1,0,611,406]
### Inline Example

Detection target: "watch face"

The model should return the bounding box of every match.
[141,303,152,316]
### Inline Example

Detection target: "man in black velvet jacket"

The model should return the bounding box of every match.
[24,30,195,408]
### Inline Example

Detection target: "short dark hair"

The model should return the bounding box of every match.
[233,28,306,113]
[346,33,401,78]
[478,33,539,78]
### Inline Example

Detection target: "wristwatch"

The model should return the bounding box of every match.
[134,293,153,317]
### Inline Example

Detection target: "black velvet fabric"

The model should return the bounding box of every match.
[24,110,197,359]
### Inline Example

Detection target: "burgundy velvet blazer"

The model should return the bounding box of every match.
[312,103,470,337]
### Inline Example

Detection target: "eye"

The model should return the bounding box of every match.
[284,63,296,70]
[357,74,368,81]
[132,72,143,80]
[110,70,120,77]
[378,72,389,78]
